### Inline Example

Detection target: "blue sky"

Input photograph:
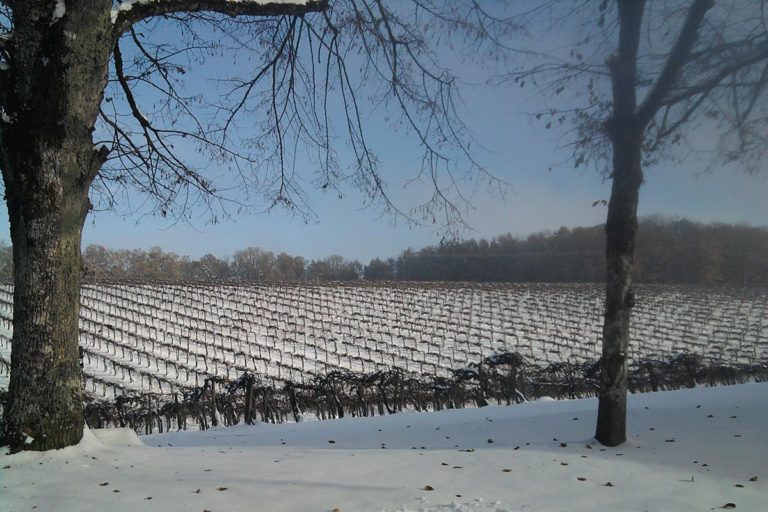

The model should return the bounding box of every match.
[75,82,768,262]
[3,78,767,263]
[1,7,766,263]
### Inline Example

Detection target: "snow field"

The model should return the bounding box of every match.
[1,383,766,511]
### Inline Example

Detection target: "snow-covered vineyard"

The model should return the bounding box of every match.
[0,282,766,402]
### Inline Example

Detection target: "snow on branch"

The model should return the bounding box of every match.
[112,0,327,35]
[52,0,66,23]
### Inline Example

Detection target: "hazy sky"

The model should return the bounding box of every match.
[72,86,768,261]
[2,79,767,263]
[1,8,766,263]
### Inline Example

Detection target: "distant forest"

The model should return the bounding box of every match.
[387,217,768,286]
[0,217,765,285]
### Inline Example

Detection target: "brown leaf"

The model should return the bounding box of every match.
[422,485,434,491]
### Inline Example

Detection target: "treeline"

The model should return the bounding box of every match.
[0,242,363,283]
[0,218,764,285]
[78,246,362,282]
[367,217,768,286]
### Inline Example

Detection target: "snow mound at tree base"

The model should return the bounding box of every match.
[90,427,143,447]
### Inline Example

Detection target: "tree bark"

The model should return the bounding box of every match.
[1,0,113,451]
[595,129,643,447]
[2,175,91,451]
[595,0,645,447]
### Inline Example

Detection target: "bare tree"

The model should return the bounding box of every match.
[0,1,514,451]
[505,0,768,446]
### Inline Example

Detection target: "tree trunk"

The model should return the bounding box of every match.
[594,0,645,448]
[595,131,643,447]
[595,3,718,445]
[0,1,112,451]
[2,181,91,451]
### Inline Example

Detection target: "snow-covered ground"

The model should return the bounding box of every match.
[2,383,766,511]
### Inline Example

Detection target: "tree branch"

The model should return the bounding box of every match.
[661,41,768,107]
[608,0,645,126]
[112,0,327,38]
[635,0,714,125]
